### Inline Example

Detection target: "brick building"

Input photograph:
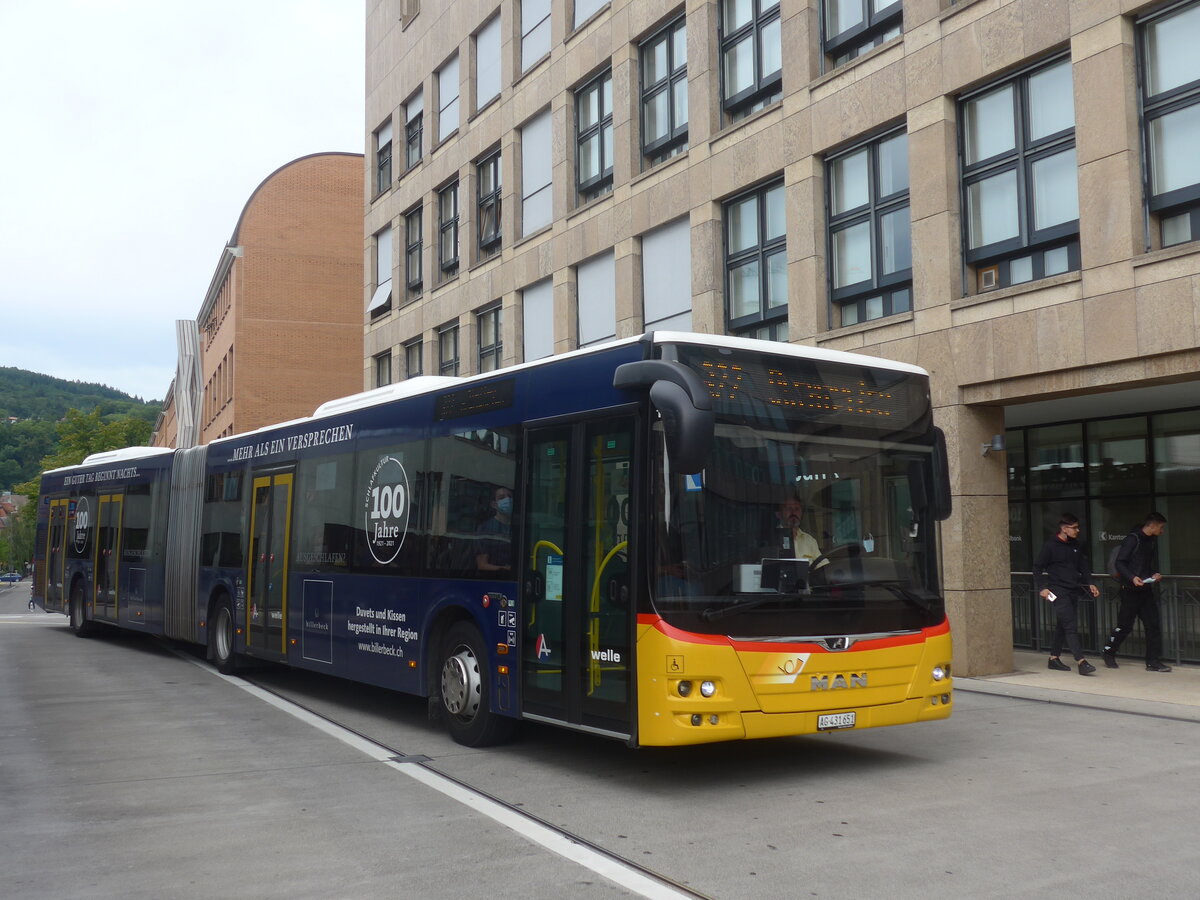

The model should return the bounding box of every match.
[364,0,1200,674]
[152,152,365,447]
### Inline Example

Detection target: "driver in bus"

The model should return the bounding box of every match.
[770,491,828,569]
[475,486,514,574]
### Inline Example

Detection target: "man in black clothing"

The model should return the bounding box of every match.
[1032,513,1100,676]
[1101,512,1170,672]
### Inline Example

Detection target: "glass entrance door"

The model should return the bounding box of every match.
[246,472,293,657]
[520,417,634,735]
[93,493,123,620]
[44,499,69,608]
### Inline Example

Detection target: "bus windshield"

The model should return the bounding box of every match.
[651,345,944,639]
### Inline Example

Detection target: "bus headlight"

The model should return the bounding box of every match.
[677,680,693,697]
[700,681,716,697]
[932,665,948,682]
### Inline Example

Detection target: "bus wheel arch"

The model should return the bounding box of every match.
[207,590,239,674]
[436,619,516,747]
[68,576,94,638]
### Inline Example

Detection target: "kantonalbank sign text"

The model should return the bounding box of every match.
[229,424,355,462]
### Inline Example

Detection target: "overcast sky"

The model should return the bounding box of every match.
[0,1,365,402]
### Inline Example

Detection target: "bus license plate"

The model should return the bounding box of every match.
[817,711,856,730]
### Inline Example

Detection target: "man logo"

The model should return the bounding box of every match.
[810,673,868,690]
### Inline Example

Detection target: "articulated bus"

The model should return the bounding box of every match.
[34,332,953,747]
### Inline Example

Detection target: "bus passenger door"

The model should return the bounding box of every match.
[520,417,634,738]
[44,499,69,609]
[246,471,294,658]
[93,493,123,621]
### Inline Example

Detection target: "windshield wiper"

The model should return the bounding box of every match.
[701,591,812,622]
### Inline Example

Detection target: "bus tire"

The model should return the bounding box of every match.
[438,621,515,747]
[68,582,94,638]
[209,597,240,675]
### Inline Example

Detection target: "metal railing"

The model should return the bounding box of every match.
[1011,573,1200,664]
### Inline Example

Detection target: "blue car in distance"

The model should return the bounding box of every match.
[1,572,20,583]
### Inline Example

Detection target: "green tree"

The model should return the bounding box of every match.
[0,503,36,572]
[38,408,153,472]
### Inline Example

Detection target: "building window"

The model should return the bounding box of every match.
[521,110,553,235]
[374,119,393,195]
[438,54,460,142]
[405,90,423,169]
[642,217,693,330]
[405,206,423,300]
[405,339,423,378]
[477,305,502,372]
[823,0,902,69]
[960,55,1079,293]
[438,323,460,375]
[522,0,551,73]
[574,0,608,28]
[477,150,502,258]
[438,181,459,277]
[476,15,501,112]
[401,0,420,28]
[725,179,786,337]
[522,278,554,361]
[719,0,782,121]
[577,251,616,347]
[576,69,613,200]
[374,351,393,387]
[641,16,688,164]
[1140,2,1200,248]
[368,228,393,318]
[827,129,911,328]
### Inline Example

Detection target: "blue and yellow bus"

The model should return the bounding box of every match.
[34,332,953,747]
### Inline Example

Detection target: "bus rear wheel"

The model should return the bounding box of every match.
[68,583,94,638]
[438,622,515,747]
[209,597,240,675]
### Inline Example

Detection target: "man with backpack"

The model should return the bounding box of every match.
[1101,512,1170,672]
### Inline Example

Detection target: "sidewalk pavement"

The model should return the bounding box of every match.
[957,648,1200,722]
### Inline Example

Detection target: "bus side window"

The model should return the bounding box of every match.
[294,454,356,571]
[201,473,244,569]
[426,428,517,580]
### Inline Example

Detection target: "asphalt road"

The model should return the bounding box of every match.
[4,578,1199,898]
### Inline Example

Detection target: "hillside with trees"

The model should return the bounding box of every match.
[0,367,160,492]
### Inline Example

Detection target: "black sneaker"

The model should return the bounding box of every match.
[1048,657,1071,671]
[1102,652,1119,669]
[1147,661,1173,672]
[1078,660,1096,676]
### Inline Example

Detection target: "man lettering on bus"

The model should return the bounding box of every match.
[475,486,513,574]
[1101,512,1170,672]
[1033,513,1099,676]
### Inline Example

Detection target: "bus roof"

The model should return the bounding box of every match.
[44,446,175,474]
[45,333,930,473]
[297,332,928,423]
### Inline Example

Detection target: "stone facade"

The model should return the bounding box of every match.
[365,0,1200,675]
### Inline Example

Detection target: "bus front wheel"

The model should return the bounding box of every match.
[209,598,240,675]
[68,583,94,638]
[438,621,515,747]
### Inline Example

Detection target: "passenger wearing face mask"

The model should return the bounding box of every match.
[476,486,514,574]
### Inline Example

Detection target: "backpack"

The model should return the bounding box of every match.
[1107,532,1140,581]
[1106,545,1122,581]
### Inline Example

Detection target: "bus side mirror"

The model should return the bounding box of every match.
[614,360,714,475]
[932,427,952,521]
[650,380,713,474]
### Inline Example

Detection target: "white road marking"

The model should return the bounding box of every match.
[182,653,695,900]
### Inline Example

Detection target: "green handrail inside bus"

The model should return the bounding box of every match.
[588,540,628,693]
